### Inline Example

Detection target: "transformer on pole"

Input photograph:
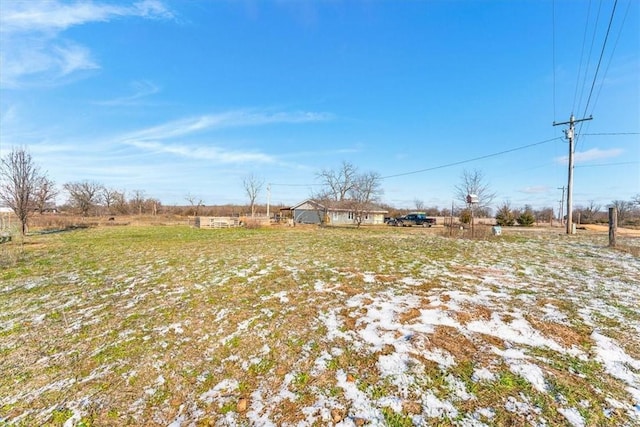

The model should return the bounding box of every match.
[553,114,592,234]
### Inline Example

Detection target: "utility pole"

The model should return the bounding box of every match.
[266,184,271,220]
[450,200,454,237]
[557,186,565,226]
[553,114,592,234]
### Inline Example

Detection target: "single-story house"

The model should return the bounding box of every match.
[281,199,388,226]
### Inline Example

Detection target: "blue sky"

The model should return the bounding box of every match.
[1,0,638,211]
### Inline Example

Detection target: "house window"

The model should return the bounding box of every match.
[348,211,354,220]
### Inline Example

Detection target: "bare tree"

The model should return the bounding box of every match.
[577,200,602,224]
[144,197,160,216]
[64,181,103,216]
[348,171,383,227]
[34,176,58,214]
[611,200,632,223]
[129,190,146,215]
[316,161,358,202]
[102,187,120,215]
[185,193,204,217]
[454,169,496,214]
[0,148,43,235]
[534,207,555,225]
[414,198,425,211]
[242,174,264,217]
[112,190,129,214]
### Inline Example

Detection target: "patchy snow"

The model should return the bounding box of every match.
[2,229,640,426]
[472,367,496,382]
[421,391,458,419]
[467,312,576,355]
[336,369,383,422]
[362,272,376,283]
[200,379,239,404]
[558,407,585,427]
[422,348,456,369]
[591,331,640,407]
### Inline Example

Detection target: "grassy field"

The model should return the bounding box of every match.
[1,225,639,426]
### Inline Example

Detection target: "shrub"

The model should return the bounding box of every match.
[243,218,263,229]
[518,210,535,227]
[495,203,515,226]
[459,209,472,224]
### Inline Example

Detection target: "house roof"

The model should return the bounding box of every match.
[288,199,326,211]
[287,199,388,214]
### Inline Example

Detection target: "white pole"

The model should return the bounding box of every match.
[266,184,271,220]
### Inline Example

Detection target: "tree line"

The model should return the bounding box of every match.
[2,147,638,234]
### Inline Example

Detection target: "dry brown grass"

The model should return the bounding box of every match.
[525,315,589,348]
[427,326,479,363]
[1,225,638,426]
[398,308,422,324]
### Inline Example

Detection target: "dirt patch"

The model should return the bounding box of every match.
[456,305,493,324]
[374,274,397,283]
[582,224,640,236]
[398,308,422,324]
[525,315,589,348]
[427,326,478,363]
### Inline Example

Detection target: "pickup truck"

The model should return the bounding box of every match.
[388,213,436,227]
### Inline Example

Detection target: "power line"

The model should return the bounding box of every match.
[576,0,619,148]
[381,137,562,180]
[271,131,633,187]
[573,0,593,113]
[272,136,565,187]
[581,0,618,120]
[590,0,633,122]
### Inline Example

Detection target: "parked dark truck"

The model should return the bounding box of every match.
[388,213,436,227]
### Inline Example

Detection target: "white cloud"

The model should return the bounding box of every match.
[555,148,623,165]
[0,105,19,128]
[0,0,173,88]
[128,141,275,164]
[54,41,99,76]
[0,0,172,33]
[1,36,98,87]
[118,110,331,164]
[95,80,161,106]
[519,186,550,194]
[120,110,331,143]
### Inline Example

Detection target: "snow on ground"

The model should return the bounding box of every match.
[1,228,639,425]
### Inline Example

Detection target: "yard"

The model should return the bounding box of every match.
[1,225,639,426]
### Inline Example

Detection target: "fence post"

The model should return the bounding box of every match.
[608,207,617,247]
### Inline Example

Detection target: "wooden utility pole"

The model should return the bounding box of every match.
[609,207,617,247]
[557,186,565,226]
[553,114,592,234]
[449,201,454,237]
